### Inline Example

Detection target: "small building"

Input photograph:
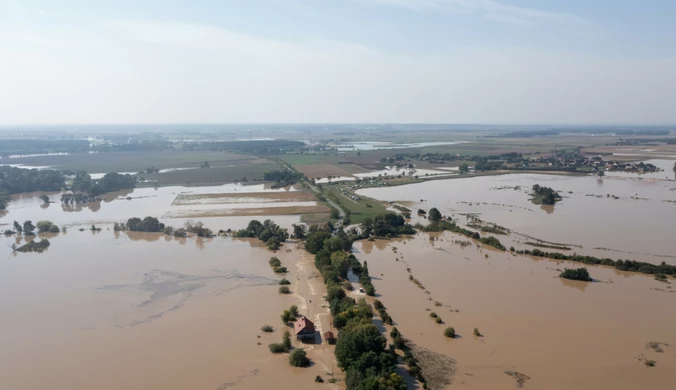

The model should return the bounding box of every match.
[324,331,336,344]
[294,316,315,340]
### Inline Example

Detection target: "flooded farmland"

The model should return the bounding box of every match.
[354,234,676,390]
[357,169,676,264]
[0,183,322,231]
[0,230,336,390]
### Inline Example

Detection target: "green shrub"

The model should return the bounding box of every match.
[393,336,406,350]
[289,305,299,317]
[269,256,282,267]
[279,286,291,294]
[429,312,438,318]
[435,317,443,324]
[261,325,274,332]
[289,349,310,367]
[444,327,456,338]
[390,327,400,339]
[473,328,482,337]
[559,267,592,281]
[282,330,292,350]
[281,310,294,323]
[273,266,288,274]
[268,343,288,353]
[279,278,291,285]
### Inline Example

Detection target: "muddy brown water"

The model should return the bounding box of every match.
[0,184,305,231]
[356,234,676,390]
[357,170,676,264]
[0,231,337,390]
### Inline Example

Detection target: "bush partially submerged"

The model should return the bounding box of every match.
[444,327,456,338]
[261,325,274,332]
[289,349,310,367]
[279,286,291,294]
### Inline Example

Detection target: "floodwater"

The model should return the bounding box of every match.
[355,233,676,390]
[354,166,449,179]
[334,141,470,151]
[357,171,676,264]
[0,184,305,230]
[0,232,336,390]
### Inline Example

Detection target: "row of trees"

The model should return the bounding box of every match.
[360,214,415,238]
[0,166,65,199]
[262,169,303,187]
[516,248,676,277]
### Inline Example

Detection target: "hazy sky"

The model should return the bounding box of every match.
[1,0,675,125]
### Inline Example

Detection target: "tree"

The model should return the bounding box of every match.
[36,220,59,233]
[13,221,22,234]
[459,163,469,173]
[292,224,306,239]
[335,323,387,370]
[305,230,331,254]
[282,330,292,350]
[428,208,442,222]
[289,349,310,367]
[23,220,35,235]
[444,327,456,338]
[39,195,50,204]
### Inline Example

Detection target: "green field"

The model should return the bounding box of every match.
[324,186,389,224]
[8,151,261,172]
[138,161,280,187]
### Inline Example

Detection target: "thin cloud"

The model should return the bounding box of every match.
[365,0,595,28]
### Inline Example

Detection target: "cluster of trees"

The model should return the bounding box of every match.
[531,184,561,205]
[516,248,676,277]
[559,267,592,281]
[263,169,303,187]
[336,321,406,390]
[234,219,289,250]
[15,239,51,253]
[72,172,136,196]
[305,226,352,254]
[36,220,60,233]
[3,220,55,236]
[115,217,166,232]
[60,192,100,205]
[0,166,65,208]
[360,214,415,238]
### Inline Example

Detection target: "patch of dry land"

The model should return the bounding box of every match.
[172,191,317,205]
[164,204,330,218]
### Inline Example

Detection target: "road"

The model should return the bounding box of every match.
[277,159,346,224]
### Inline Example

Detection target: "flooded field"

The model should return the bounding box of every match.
[0,232,336,390]
[0,184,323,230]
[354,234,676,390]
[357,169,676,264]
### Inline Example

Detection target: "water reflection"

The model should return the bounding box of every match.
[539,204,555,214]
[559,277,589,292]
